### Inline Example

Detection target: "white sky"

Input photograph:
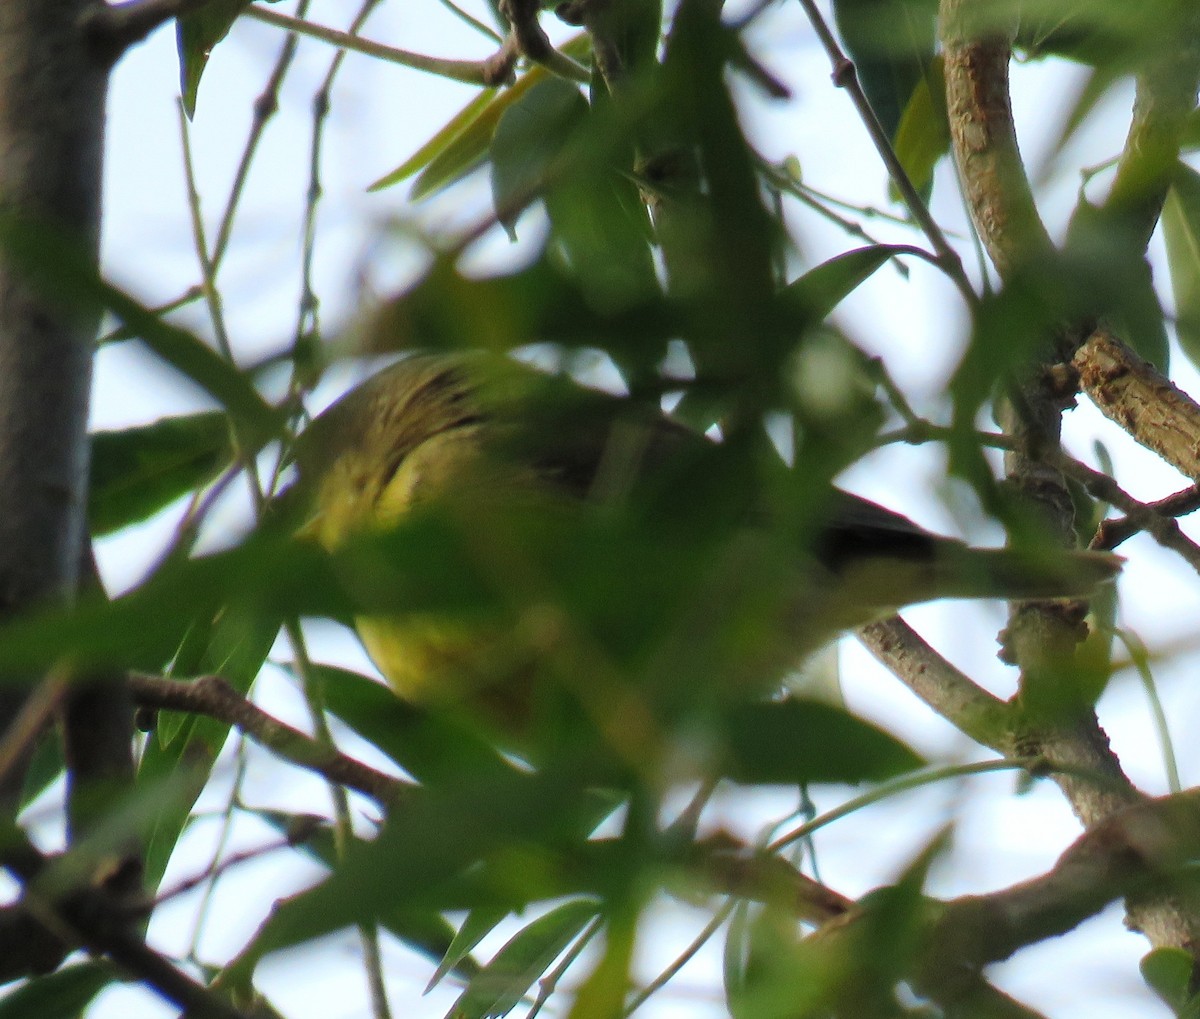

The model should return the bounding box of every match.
[73,2,1200,1016]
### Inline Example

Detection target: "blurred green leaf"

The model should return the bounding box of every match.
[725,898,840,1018]
[140,606,282,888]
[177,0,250,119]
[778,245,911,325]
[1141,946,1195,1013]
[428,906,509,992]
[491,78,589,236]
[370,35,592,198]
[0,215,281,440]
[832,0,937,141]
[361,251,677,361]
[223,764,597,981]
[720,700,923,785]
[658,0,780,382]
[19,730,65,812]
[371,86,499,194]
[451,900,599,1019]
[889,55,948,203]
[317,664,513,784]
[0,532,346,678]
[1163,164,1200,372]
[90,412,233,536]
[0,962,116,1019]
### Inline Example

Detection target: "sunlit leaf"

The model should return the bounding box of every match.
[370,87,498,193]
[1163,164,1200,372]
[889,55,948,202]
[1141,945,1194,1012]
[831,0,937,141]
[370,35,592,198]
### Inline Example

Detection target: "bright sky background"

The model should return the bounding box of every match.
[73,2,1200,1016]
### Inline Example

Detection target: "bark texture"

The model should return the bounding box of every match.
[0,4,107,796]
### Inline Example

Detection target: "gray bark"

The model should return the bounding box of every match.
[0,3,107,798]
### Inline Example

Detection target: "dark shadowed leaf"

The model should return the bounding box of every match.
[222,764,596,981]
[427,906,508,992]
[778,246,910,325]
[490,79,588,235]
[0,962,116,1019]
[721,700,922,785]
[317,665,513,784]
[361,251,677,359]
[831,0,937,141]
[177,0,250,118]
[90,412,233,536]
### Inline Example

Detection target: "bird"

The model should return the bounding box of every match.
[295,351,1118,733]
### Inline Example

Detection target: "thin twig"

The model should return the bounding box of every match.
[211,0,312,270]
[128,673,409,806]
[244,5,572,86]
[797,0,976,307]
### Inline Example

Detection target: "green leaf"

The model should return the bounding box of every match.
[490,78,589,236]
[0,215,281,440]
[1163,164,1200,372]
[20,729,65,811]
[140,606,281,888]
[0,531,347,679]
[778,246,910,325]
[371,34,593,198]
[720,700,923,785]
[361,251,677,361]
[1141,946,1195,1013]
[428,906,509,992]
[889,55,948,202]
[222,765,595,982]
[451,900,599,1019]
[317,665,512,784]
[658,0,780,380]
[177,0,250,118]
[0,963,116,1019]
[370,87,499,193]
[831,0,937,141]
[90,412,233,536]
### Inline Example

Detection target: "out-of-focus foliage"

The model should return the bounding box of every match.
[4,0,1195,1014]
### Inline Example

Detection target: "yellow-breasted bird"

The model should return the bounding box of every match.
[296,353,1118,731]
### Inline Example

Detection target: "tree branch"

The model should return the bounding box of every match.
[1100,7,1200,249]
[78,0,219,65]
[1074,327,1200,483]
[0,825,250,1019]
[800,0,974,305]
[856,617,1013,748]
[128,673,410,806]
[939,0,1052,280]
